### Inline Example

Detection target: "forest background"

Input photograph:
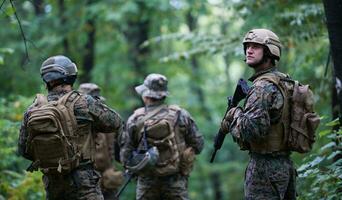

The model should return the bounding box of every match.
[0,0,341,199]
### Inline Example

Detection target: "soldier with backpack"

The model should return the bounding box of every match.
[120,73,204,200]
[220,29,320,199]
[18,55,123,200]
[78,83,124,200]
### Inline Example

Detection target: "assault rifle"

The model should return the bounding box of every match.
[210,78,250,163]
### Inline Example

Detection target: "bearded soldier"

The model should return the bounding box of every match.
[78,83,124,200]
[120,73,204,200]
[18,55,123,200]
[221,29,298,200]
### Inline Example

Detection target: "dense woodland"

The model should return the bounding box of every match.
[0,0,341,199]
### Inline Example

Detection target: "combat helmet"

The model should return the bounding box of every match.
[79,83,101,97]
[243,29,282,60]
[40,55,77,85]
[135,73,169,99]
[126,147,159,173]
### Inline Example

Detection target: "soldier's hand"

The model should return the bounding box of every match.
[220,119,230,133]
[221,107,243,133]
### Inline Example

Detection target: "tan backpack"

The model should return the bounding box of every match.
[135,105,186,176]
[26,91,81,174]
[258,72,320,153]
[94,132,115,172]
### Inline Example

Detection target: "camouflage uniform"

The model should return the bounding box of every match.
[120,74,204,200]
[18,56,123,200]
[222,30,297,200]
[79,83,124,200]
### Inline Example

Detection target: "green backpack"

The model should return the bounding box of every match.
[26,91,81,174]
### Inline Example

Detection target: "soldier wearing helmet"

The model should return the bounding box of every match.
[78,83,124,200]
[18,55,123,200]
[221,29,297,199]
[120,73,204,200]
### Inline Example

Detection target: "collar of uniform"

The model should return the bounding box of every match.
[145,101,165,112]
[248,67,277,82]
[47,88,72,101]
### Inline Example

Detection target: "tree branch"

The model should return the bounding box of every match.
[10,0,30,67]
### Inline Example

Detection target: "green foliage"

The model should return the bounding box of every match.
[0,0,337,199]
[0,96,45,199]
[297,121,342,200]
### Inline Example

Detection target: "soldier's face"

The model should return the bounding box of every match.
[245,43,264,66]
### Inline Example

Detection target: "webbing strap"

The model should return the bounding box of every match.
[135,105,167,132]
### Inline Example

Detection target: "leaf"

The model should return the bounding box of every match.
[0,56,3,65]
[320,142,336,151]
[327,151,341,160]
[319,129,332,137]
[309,156,325,167]
[325,119,340,127]
[0,48,14,54]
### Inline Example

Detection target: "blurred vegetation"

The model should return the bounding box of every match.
[0,0,340,199]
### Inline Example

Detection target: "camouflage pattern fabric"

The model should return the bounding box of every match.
[245,153,296,200]
[120,101,204,199]
[43,164,103,200]
[18,86,123,200]
[136,174,189,200]
[227,67,297,200]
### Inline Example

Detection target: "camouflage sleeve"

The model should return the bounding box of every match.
[120,114,137,165]
[86,95,123,134]
[178,109,204,154]
[18,104,35,160]
[229,80,283,142]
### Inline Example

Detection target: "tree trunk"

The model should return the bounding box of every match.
[57,0,70,55]
[323,0,342,163]
[186,11,213,122]
[122,1,150,109]
[33,0,44,16]
[79,0,97,83]
[323,0,342,124]
[81,18,96,83]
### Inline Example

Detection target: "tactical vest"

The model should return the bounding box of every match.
[248,71,319,154]
[26,91,94,174]
[134,105,186,176]
[248,72,291,154]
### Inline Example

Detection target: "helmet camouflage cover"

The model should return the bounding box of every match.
[243,28,282,60]
[40,55,77,83]
[135,73,169,99]
[79,83,101,97]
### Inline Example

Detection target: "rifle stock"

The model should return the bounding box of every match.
[210,79,250,163]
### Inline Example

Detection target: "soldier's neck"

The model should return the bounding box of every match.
[49,84,73,93]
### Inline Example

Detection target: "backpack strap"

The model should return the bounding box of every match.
[57,91,82,133]
[135,104,167,132]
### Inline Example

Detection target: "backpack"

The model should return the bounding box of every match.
[259,72,320,153]
[26,91,81,174]
[135,105,186,176]
[94,132,115,172]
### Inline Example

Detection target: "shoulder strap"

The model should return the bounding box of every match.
[135,104,167,132]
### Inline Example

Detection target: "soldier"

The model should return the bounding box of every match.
[18,55,123,200]
[221,29,297,199]
[120,73,204,200]
[78,83,124,200]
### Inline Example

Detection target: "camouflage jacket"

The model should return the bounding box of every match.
[120,101,204,165]
[230,67,284,144]
[18,88,123,161]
